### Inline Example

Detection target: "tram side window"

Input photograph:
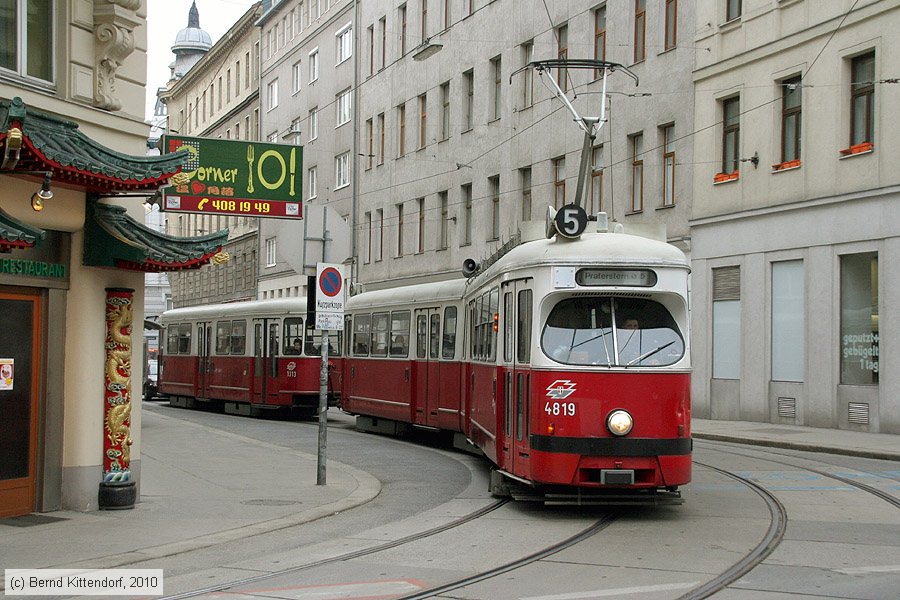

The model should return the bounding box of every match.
[174,324,191,354]
[371,312,389,356]
[305,321,342,356]
[215,321,231,354]
[165,326,179,354]
[442,306,457,359]
[429,313,440,359]
[353,314,371,356]
[284,317,304,355]
[390,310,410,357]
[470,289,498,362]
[541,296,684,367]
[231,320,247,354]
[517,290,532,363]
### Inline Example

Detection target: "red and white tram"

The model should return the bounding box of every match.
[159,298,341,417]
[341,226,692,503]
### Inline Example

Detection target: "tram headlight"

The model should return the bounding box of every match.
[606,410,633,436]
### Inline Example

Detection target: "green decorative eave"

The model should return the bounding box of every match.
[83,200,228,272]
[0,97,188,192]
[0,205,46,252]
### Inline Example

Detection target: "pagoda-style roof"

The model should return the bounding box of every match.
[0,97,188,192]
[83,200,229,272]
[0,205,46,252]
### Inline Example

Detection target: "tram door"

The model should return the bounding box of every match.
[501,279,533,475]
[197,321,212,399]
[252,319,280,405]
[0,289,41,518]
[414,308,442,427]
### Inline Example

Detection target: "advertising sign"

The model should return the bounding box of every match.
[315,263,344,331]
[161,135,302,219]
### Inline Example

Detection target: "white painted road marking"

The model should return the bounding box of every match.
[520,581,701,599]
[199,578,424,599]
[834,565,900,575]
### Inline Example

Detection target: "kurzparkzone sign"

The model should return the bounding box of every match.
[315,263,345,331]
[161,135,302,219]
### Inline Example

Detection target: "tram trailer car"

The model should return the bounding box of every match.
[158,298,342,417]
[342,228,691,504]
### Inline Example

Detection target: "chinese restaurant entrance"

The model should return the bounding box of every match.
[0,288,42,517]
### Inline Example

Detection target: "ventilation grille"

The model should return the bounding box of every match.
[848,402,869,425]
[713,266,741,301]
[777,397,796,419]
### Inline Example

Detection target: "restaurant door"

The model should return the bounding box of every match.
[0,288,42,517]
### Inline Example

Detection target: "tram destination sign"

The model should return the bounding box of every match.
[576,268,657,287]
[161,135,302,219]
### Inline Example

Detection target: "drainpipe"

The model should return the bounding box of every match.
[350,0,360,284]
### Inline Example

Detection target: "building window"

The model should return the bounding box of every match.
[489,175,500,240]
[378,112,385,164]
[722,96,740,174]
[364,211,372,263]
[335,152,350,189]
[590,146,603,214]
[662,125,675,206]
[0,0,54,81]
[520,167,532,221]
[772,260,804,382]
[634,0,646,63]
[235,60,241,92]
[850,52,875,146]
[781,77,801,163]
[265,237,277,267]
[490,55,502,121]
[267,131,278,143]
[553,156,566,209]
[336,88,352,126]
[631,133,643,212]
[440,81,450,140]
[665,0,677,51]
[308,166,317,199]
[336,23,352,64]
[291,61,302,94]
[594,6,606,74]
[399,4,407,55]
[522,41,534,108]
[290,118,302,144]
[417,197,425,253]
[726,0,741,22]
[309,48,319,82]
[398,103,406,155]
[309,107,318,140]
[396,202,404,256]
[439,190,449,249]
[266,79,278,111]
[464,69,474,131]
[462,183,472,245]
[713,266,741,379]
[366,118,374,169]
[367,25,374,75]
[556,23,568,91]
[421,0,428,40]
[840,253,878,384]
[380,16,387,68]
[418,93,427,148]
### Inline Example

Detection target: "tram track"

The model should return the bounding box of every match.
[157,499,509,600]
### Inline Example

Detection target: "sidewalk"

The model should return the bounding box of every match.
[1,409,897,579]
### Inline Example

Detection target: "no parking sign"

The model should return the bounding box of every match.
[315,263,344,331]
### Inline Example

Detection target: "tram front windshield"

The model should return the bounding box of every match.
[542,297,684,367]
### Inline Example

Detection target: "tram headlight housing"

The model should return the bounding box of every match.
[606,410,633,436]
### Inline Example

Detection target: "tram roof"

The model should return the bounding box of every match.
[471,231,689,286]
[346,278,468,310]
[160,297,309,323]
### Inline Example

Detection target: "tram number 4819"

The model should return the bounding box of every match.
[545,402,576,416]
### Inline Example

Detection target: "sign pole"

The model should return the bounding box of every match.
[317,330,328,485]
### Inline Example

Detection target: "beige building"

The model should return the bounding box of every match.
[1,0,222,516]
[159,2,263,308]
[689,0,899,433]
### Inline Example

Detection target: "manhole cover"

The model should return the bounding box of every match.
[241,499,302,506]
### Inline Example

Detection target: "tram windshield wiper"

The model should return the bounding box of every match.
[625,340,676,367]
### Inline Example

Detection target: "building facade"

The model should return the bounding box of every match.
[689,0,899,433]
[159,2,263,308]
[256,0,357,300]
[0,0,222,516]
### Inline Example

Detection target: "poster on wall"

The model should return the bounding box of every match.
[0,358,13,390]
